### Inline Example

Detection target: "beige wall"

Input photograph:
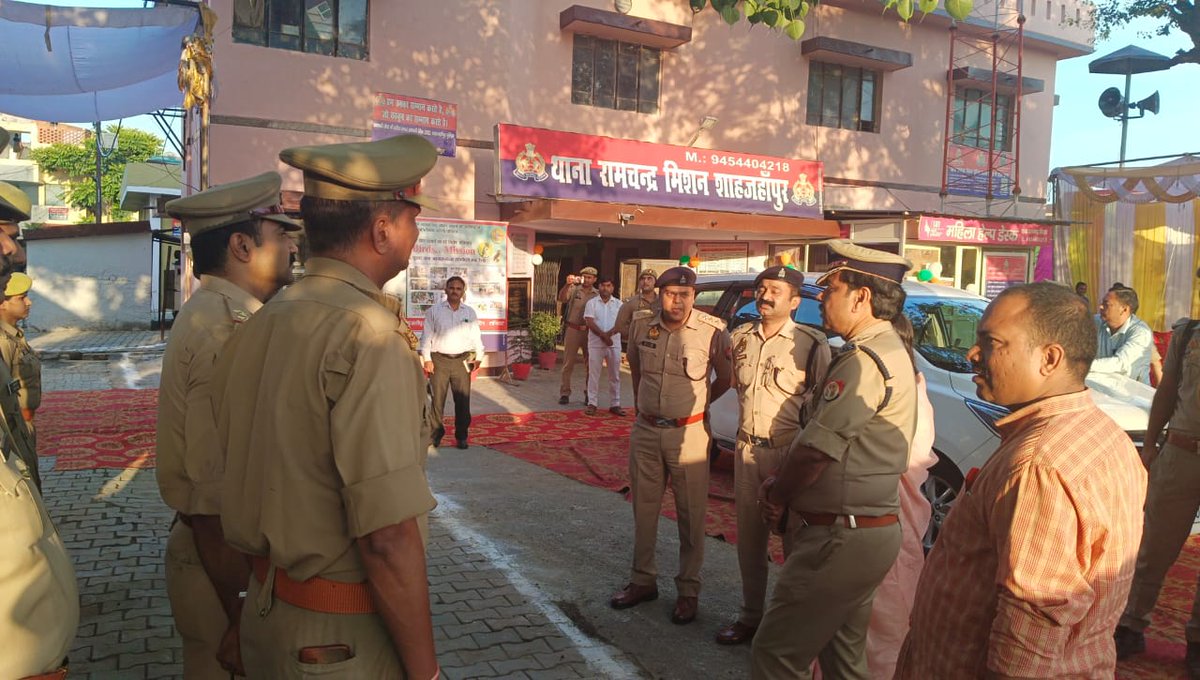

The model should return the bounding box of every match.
[200,0,1089,218]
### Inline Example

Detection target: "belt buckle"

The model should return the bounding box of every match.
[751,435,770,447]
[653,417,673,428]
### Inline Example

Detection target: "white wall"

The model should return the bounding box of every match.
[26,233,153,330]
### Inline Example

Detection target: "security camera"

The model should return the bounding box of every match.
[618,212,635,223]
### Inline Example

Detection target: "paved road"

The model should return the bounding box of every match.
[38,350,757,679]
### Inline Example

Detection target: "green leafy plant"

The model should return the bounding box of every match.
[529,311,561,354]
[691,0,977,40]
[30,125,164,221]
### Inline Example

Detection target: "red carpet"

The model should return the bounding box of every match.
[39,389,158,470]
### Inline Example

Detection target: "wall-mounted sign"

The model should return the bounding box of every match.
[372,92,457,157]
[406,218,508,333]
[945,144,1015,199]
[918,215,1052,247]
[982,251,1029,299]
[695,242,750,274]
[496,124,823,219]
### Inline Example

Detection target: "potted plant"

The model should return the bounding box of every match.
[530,311,561,370]
[507,317,534,380]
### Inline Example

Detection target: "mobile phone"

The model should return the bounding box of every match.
[298,644,353,664]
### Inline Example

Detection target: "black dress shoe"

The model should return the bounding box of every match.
[671,596,698,624]
[558,396,569,405]
[714,620,757,645]
[1114,624,1145,660]
[456,439,468,450]
[609,583,658,609]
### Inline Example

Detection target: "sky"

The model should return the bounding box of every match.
[32,1,1200,172]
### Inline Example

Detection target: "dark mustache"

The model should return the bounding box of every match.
[757,299,774,309]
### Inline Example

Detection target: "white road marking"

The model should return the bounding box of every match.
[433,493,640,679]
[117,353,140,389]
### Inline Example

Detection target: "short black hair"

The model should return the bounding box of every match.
[1108,286,1139,314]
[999,282,1096,381]
[191,220,262,276]
[300,196,411,256]
[837,270,906,321]
[598,276,615,285]
[445,276,465,288]
[1109,281,1125,291]
[1076,281,1087,288]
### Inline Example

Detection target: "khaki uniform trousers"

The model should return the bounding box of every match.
[734,440,794,627]
[751,521,901,680]
[559,327,589,398]
[1121,440,1200,641]
[629,419,711,597]
[165,521,230,680]
[242,573,404,679]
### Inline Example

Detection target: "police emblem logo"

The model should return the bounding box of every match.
[823,379,844,401]
[776,268,786,278]
[790,172,818,207]
[232,309,250,323]
[513,142,549,182]
[648,325,661,340]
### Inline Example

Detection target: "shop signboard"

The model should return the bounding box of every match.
[495,124,823,219]
[405,218,508,335]
[918,215,1052,247]
[945,144,1014,199]
[982,251,1029,299]
[695,242,749,274]
[372,92,457,157]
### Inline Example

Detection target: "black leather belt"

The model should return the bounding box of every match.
[738,432,778,448]
[433,352,470,359]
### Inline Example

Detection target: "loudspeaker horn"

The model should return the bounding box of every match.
[1098,87,1125,118]
[1135,91,1160,115]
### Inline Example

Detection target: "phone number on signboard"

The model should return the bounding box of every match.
[706,155,791,173]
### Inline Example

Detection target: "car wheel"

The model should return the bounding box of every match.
[921,453,964,552]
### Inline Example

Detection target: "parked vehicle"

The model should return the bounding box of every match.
[697,273,1153,546]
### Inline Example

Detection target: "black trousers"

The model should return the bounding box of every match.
[429,352,472,443]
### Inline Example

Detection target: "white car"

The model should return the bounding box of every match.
[697,273,1153,546]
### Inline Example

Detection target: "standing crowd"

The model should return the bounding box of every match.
[0,122,1197,680]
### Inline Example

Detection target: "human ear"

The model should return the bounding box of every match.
[228,232,254,264]
[1041,343,1066,376]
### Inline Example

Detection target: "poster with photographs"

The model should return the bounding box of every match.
[406,218,509,334]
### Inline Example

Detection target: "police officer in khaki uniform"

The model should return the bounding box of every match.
[212,135,440,679]
[1115,270,1200,675]
[0,165,40,491]
[0,125,79,680]
[0,273,42,443]
[557,266,598,404]
[752,241,916,679]
[610,266,733,624]
[157,172,301,678]
[614,268,659,338]
[716,266,831,646]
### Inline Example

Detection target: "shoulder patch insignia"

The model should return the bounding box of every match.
[648,325,661,340]
[823,379,844,401]
[632,309,654,320]
[231,309,250,323]
[695,311,727,330]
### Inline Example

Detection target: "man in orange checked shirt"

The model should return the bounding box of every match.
[896,282,1147,679]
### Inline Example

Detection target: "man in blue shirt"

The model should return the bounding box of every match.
[1092,286,1154,384]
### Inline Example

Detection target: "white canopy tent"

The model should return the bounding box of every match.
[0,1,199,123]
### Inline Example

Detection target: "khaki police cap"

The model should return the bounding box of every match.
[816,239,912,286]
[279,134,439,210]
[656,266,697,289]
[638,268,658,279]
[4,272,31,297]
[0,127,9,154]
[0,181,31,224]
[165,171,302,237]
[579,266,598,276]
[754,265,804,290]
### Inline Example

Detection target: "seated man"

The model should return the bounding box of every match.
[1092,286,1153,384]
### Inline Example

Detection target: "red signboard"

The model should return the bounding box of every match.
[496,124,824,219]
[918,215,1052,247]
[983,252,1029,298]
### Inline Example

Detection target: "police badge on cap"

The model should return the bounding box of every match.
[754,266,804,289]
[655,266,697,288]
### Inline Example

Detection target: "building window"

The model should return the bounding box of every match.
[805,62,880,133]
[232,0,368,60]
[953,88,1014,151]
[571,35,661,114]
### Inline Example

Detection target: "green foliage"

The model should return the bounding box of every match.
[692,0,981,39]
[529,311,561,353]
[30,125,164,221]
[1092,0,1199,66]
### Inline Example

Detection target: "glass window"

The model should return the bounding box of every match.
[692,289,724,315]
[904,296,987,373]
[233,0,368,60]
[806,61,881,133]
[953,88,1013,151]
[571,35,660,114]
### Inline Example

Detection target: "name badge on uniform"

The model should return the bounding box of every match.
[823,379,844,401]
[640,340,657,349]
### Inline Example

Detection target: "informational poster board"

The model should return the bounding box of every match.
[982,251,1029,299]
[695,242,750,274]
[406,219,508,339]
[371,92,457,157]
[507,225,535,279]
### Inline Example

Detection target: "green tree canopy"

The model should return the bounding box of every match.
[30,125,164,222]
[1093,0,1200,66]
[690,0,975,41]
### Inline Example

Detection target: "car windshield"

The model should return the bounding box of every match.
[904,295,986,373]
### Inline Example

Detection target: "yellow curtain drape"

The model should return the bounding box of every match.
[1132,203,1168,330]
[1066,189,1104,299]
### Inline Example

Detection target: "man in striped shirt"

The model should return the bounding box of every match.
[896,282,1147,679]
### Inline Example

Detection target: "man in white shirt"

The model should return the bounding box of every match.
[421,276,486,448]
[1092,286,1154,384]
[584,275,624,416]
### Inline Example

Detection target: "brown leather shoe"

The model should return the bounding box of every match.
[671,596,699,624]
[714,620,757,645]
[609,583,658,610]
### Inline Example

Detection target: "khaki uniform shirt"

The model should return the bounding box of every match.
[214,258,436,583]
[0,451,78,678]
[0,320,41,413]
[1166,318,1200,436]
[615,292,658,338]
[559,284,598,326]
[627,309,732,419]
[795,320,916,516]
[731,320,831,444]
[156,275,261,517]
[0,359,35,469]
